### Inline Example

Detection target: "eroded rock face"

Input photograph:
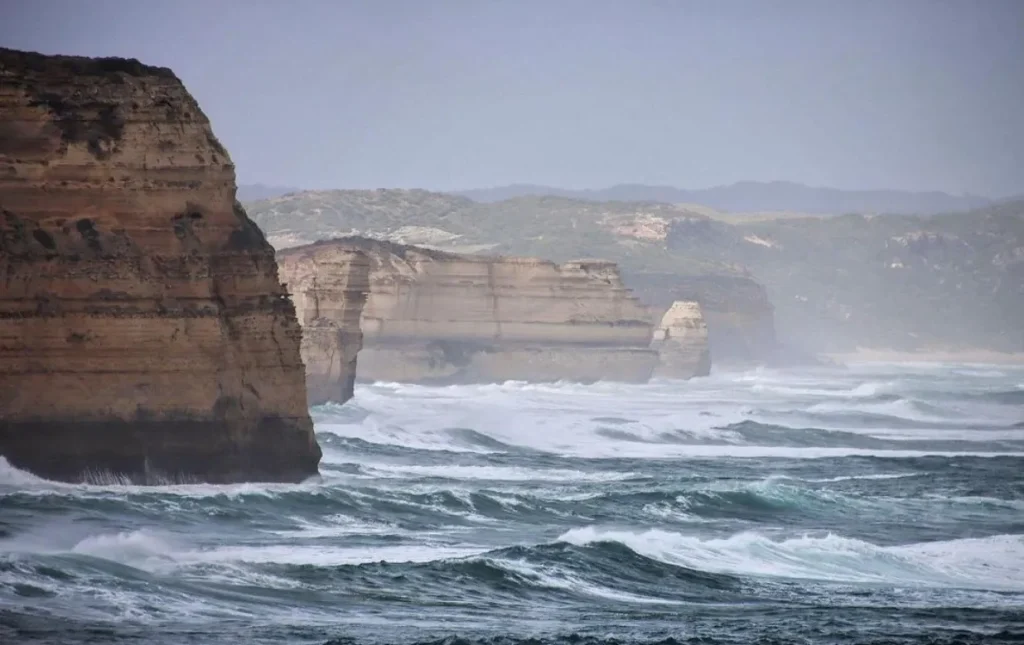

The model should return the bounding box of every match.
[0,48,319,483]
[651,301,711,379]
[277,244,370,406]
[279,238,658,388]
[625,271,777,366]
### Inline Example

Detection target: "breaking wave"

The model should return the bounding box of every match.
[3,363,1024,644]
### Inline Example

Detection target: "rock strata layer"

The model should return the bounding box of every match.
[0,48,319,483]
[277,244,370,405]
[651,301,712,378]
[279,238,660,389]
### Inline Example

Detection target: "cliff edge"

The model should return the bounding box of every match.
[0,48,320,483]
[277,243,370,405]
[279,237,660,387]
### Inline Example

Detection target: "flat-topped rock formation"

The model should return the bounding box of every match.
[279,237,661,388]
[276,244,370,405]
[0,48,319,483]
[651,301,712,378]
[245,190,783,364]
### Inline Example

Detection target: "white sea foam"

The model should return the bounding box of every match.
[0,455,328,500]
[4,363,1023,501]
[70,528,180,569]
[14,527,487,572]
[264,515,404,539]
[193,543,487,567]
[320,365,1024,460]
[318,412,1024,459]
[496,557,683,605]
[360,463,637,482]
[2,362,1021,633]
[806,398,958,423]
[559,527,1024,591]
[0,456,53,487]
[783,472,918,483]
[1,529,302,622]
[750,380,896,399]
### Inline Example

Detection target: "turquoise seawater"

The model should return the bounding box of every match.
[3,363,1024,644]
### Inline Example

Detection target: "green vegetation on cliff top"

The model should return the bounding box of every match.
[245,189,1024,354]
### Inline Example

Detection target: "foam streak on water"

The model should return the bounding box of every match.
[2,363,1024,645]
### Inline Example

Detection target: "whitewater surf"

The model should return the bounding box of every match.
[2,362,1023,644]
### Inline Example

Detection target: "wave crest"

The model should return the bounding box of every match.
[559,527,1024,590]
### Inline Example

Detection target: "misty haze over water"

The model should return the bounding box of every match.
[2,2,1024,645]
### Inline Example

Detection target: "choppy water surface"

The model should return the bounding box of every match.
[3,363,1024,644]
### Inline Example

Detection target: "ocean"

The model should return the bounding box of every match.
[2,363,1023,644]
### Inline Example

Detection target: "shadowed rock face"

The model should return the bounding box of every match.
[0,48,319,483]
[279,237,660,388]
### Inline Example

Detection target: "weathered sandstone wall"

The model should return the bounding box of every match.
[279,238,659,388]
[650,301,711,379]
[0,48,319,483]
[277,244,370,405]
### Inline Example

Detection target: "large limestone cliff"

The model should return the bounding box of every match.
[0,48,319,483]
[277,244,370,405]
[279,238,659,388]
[651,301,711,379]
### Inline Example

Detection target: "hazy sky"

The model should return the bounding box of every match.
[2,0,1022,196]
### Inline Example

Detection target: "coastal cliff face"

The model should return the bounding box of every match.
[0,48,319,483]
[280,238,659,387]
[277,245,370,405]
[246,191,782,364]
[650,301,711,379]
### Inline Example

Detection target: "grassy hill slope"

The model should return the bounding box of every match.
[246,190,1024,354]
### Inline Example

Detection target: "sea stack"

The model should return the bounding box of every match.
[278,237,659,389]
[651,300,712,378]
[0,48,320,483]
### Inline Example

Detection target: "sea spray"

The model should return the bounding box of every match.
[3,363,1024,644]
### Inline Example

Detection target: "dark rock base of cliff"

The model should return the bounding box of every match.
[0,417,321,484]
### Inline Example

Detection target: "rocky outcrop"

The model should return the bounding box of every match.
[624,271,777,366]
[277,244,370,405]
[279,238,659,388]
[0,48,319,483]
[650,301,711,378]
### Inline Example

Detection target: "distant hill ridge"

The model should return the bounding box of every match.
[244,188,1024,355]
[238,181,995,215]
[455,181,992,215]
[236,183,302,202]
